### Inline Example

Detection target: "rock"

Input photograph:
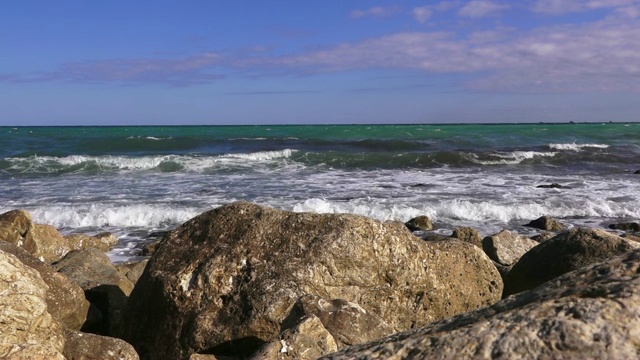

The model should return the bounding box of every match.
[530,231,556,242]
[482,230,538,266]
[25,223,71,262]
[83,284,130,337]
[116,259,149,285]
[634,169,640,174]
[94,231,119,248]
[450,227,483,248]
[0,249,66,359]
[405,215,433,231]
[53,247,134,295]
[321,249,640,360]
[0,209,32,243]
[524,215,567,231]
[250,315,337,360]
[64,329,139,360]
[609,222,640,232]
[122,202,502,360]
[282,294,393,348]
[536,183,565,189]
[65,233,111,252]
[418,232,448,242]
[504,227,640,297]
[0,241,89,331]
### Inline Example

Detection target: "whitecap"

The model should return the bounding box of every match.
[549,143,609,151]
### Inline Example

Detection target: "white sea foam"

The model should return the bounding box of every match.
[467,151,557,165]
[549,143,609,151]
[225,149,296,161]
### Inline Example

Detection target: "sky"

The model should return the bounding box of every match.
[1,0,639,125]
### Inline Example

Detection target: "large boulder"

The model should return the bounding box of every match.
[404,215,433,231]
[0,241,89,331]
[450,227,483,248]
[26,223,71,262]
[504,227,640,297]
[322,248,640,360]
[524,215,567,232]
[64,329,139,360]
[482,230,538,266]
[65,233,111,252]
[116,259,149,285]
[122,202,502,360]
[0,209,32,244]
[0,249,66,359]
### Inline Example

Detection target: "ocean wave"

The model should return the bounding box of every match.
[225,149,296,161]
[549,143,610,151]
[466,151,557,165]
[126,136,173,141]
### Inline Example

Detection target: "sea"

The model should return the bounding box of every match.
[1,123,639,262]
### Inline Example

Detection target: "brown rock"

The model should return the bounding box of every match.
[25,223,71,262]
[0,241,89,331]
[0,249,66,359]
[405,215,433,231]
[524,215,567,231]
[0,209,32,244]
[94,231,119,248]
[504,227,640,297]
[64,329,139,360]
[122,202,502,360]
[450,227,483,248]
[322,249,640,360]
[482,230,538,266]
[250,315,337,360]
[609,222,640,232]
[116,259,149,285]
[530,231,556,242]
[65,233,111,252]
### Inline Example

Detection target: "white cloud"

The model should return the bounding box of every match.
[532,0,638,14]
[350,6,400,18]
[459,0,510,18]
[413,6,433,23]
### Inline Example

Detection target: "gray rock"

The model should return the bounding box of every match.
[450,227,483,248]
[609,222,640,232]
[122,202,502,360]
[482,230,538,266]
[530,231,556,242]
[524,215,567,232]
[405,215,433,231]
[321,249,640,360]
[116,259,149,285]
[504,227,640,297]
[536,183,565,189]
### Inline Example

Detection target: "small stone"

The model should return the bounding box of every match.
[405,215,434,231]
[536,183,564,189]
[524,215,567,232]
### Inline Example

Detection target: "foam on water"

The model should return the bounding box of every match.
[466,151,557,165]
[549,143,610,151]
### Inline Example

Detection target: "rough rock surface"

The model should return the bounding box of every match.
[450,227,483,248]
[0,241,89,331]
[404,215,433,231]
[94,231,119,247]
[482,230,538,266]
[282,294,393,348]
[0,249,66,359]
[0,209,32,243]
[116,259,149,285]
[64,329,140,360]
[123,202,502,360]
[504,227,640,297]
[53,247,134,295]
[609,222,640,232]
[530,231,556,243]
[27,223,71,262]
[65,233,111,252]
[321,249,640,360]
[524,215,567,231]
[249,315,337,360]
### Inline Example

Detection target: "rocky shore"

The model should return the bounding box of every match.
[1,203,639,359]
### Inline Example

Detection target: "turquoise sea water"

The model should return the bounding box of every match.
[1,123,639,261]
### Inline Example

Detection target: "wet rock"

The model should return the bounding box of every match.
[249,315,337,360]
[482,230,538,266]
[0,209,32,244]
[0,241,89,331]
[65,233,112,252]
[405,215,433,231]
[536,183,565,189]
[504,227,640,297]
[116,259,149,285]
[94,231,119,248]
[0,249,66,359]
[321,249,640,360]
[450,227,483,248]
[26,223,71,262]
[609,222,640,232]
[64,329,139,360]
[122,202,502,360]
[282,294,393,348]
[524,215,567,232]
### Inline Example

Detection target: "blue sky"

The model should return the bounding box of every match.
[1,0,639,125]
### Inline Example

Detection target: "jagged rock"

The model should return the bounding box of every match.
[116,259,149,285]
[609,222,640,232]
[405,215,433,231]
[0,249,66,359]
[504,227,640,297]
[536,183,565,189]
[26,223,71,262]
[451,227,483,248]
[122,202,502,360]
[530,231,556,242]
[524,215,567,231]
[64,329,139,360]
[250,315,337,360]
[65,233,111,252]
[321,249,640,360]
[0,209,32,243]
[94,231,119,247]
[282,294,393,348]
[482,230,538,266]
[0,241,89,331]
